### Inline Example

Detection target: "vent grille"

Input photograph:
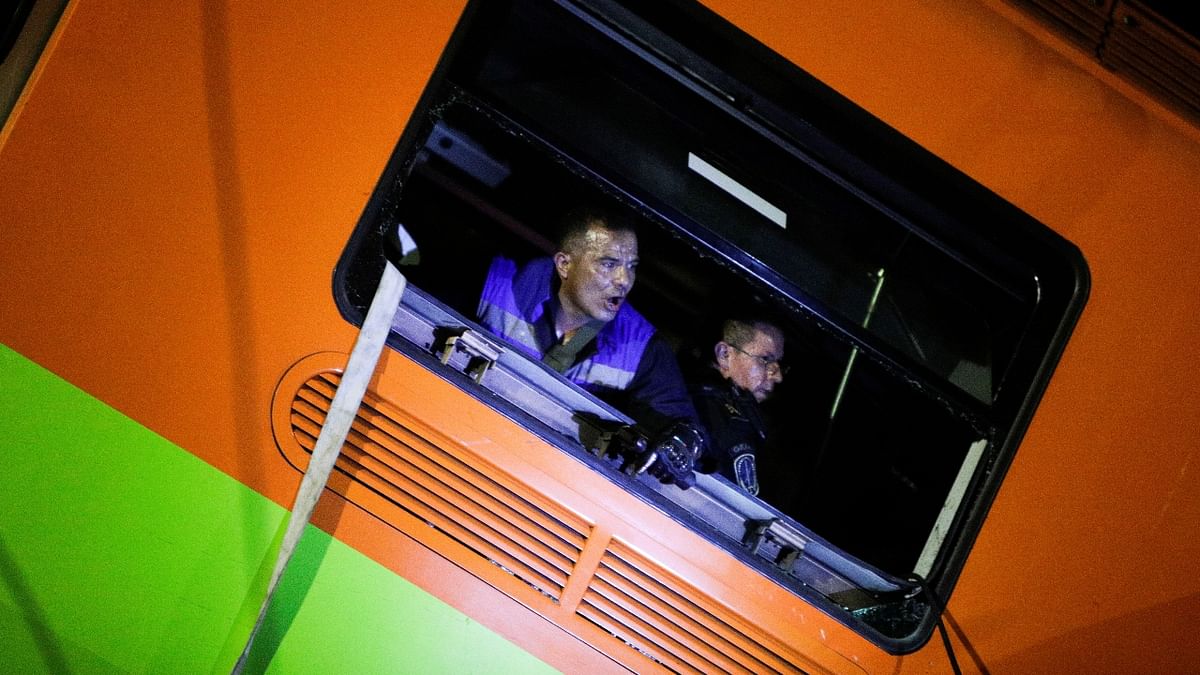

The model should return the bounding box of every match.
[1012,0,1113,50]
[289,371,588,601]
[578,539,806,675]
[1106,2,1200,117]
[275,360,826,673]
[1012,0,1200,121]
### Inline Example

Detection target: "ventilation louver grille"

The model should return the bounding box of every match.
[275,360,826,673]
[289,371,588,601]
[1012,0,1200,122]
[1106,2,1200,117]
[1013,0,1113,50]
[578,540,807,674]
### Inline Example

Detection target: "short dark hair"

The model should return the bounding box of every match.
[556,204,637,254]
[721,316,782,349]
[721,318,758,349]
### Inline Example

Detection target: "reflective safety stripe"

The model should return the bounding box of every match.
[477,255,651,394]
[565,359,636,390]
[477,301,541,359]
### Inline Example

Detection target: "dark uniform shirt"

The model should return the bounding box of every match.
[689,367,768,495]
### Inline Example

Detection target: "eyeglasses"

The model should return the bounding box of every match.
[728,344,789,376]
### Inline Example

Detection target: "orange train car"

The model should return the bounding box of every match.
[2,0,1198,673]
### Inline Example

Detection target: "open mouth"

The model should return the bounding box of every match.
[605,296,624,312]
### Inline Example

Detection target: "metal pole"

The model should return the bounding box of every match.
[828,268,886,420]
[233,225,417,673]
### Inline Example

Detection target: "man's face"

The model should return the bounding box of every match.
[718,324,785,403]
[554,223,639,330]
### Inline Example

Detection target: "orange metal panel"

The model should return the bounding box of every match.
[4,0,1200,672]
[705,1,1200,672]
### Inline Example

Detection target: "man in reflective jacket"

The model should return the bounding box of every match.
[477,206,704,485]
[689,317,786,496]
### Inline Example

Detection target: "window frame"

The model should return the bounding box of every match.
[332,0,1090,653]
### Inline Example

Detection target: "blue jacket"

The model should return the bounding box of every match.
[477,255,697,432]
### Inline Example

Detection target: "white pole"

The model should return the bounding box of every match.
[232,258,407,673]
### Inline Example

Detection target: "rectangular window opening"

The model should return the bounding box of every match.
[333,0,1088,653]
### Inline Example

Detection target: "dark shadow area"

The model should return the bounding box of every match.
[340,102,987,576]
[943,610,991,675]
[202,5,354,667]
[989,591,1200,675]
[1,0,71,123]
[201,0,272,631]
[236,524,336,675]
[0,533,71,674]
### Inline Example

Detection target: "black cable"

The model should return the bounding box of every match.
[909,573,962,675]
[935,613,963,675]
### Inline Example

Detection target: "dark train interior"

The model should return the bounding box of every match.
[338,103,986,575]
[332,0,1066,577]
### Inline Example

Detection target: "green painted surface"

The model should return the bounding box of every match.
[0,344,557,674]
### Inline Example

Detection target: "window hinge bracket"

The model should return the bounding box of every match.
[439,329,503,383]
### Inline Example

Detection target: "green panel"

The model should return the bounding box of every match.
[0,344,557,674]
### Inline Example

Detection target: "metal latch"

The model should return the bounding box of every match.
[744,518,809,573]
[439,329,503,383]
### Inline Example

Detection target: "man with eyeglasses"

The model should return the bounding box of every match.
[688,317,786,496]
